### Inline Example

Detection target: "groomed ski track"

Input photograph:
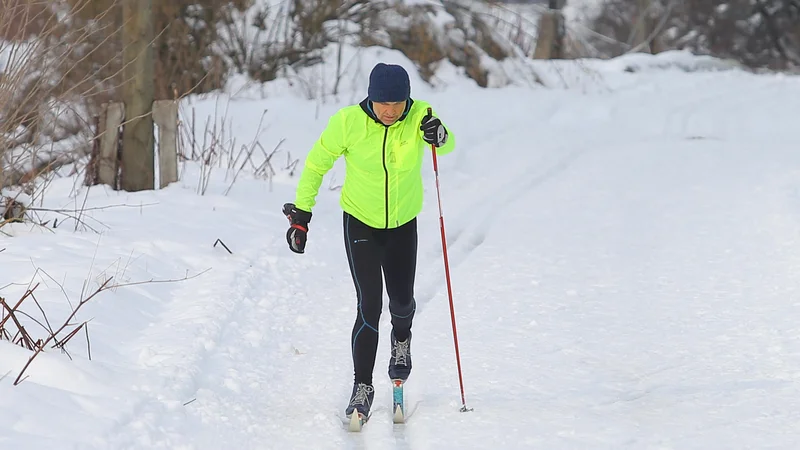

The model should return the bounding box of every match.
[92,65,800,449]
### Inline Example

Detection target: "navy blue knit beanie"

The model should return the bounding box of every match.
[368,63,410,102]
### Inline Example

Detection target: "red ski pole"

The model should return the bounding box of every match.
[427,107,471,413]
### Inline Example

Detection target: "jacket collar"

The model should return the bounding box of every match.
[359,97,414,126]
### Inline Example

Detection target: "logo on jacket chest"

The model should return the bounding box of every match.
[388,140,410,163]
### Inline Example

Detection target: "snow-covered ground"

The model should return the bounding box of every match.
[3,48,800,448]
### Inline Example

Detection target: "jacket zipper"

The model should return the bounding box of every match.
[381,126,389,229]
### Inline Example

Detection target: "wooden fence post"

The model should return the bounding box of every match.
[152,100,178,188]
[533,0,565,60]
[83,115,101,186]
[98,102,125,188]
[0,148,5,190]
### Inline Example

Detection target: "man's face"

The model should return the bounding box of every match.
[373,101,406,126]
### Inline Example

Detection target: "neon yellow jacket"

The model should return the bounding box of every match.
[294,98,455,229]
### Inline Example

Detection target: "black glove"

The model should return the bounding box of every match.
[283,203,312,254]
[420,111,448,147]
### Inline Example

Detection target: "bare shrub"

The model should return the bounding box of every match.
[153,0,253,99]
[586,0,800,70]
[177,99,283,196]
[65,0,248,101]
[1,280,109,385]
[359,0,533,87]
[0,0,126,193]
[2,266,209,386]
[667,0,800,70]
[0,0,260,192]
[1,195,26,226]
[360,4,447,81]
[215,0,538,90]
[225,0,379,84]
[582,0,672,58]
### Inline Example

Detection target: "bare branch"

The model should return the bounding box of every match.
[108,267,211,289]
[13,277,112,385]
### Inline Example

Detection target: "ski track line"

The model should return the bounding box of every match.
[102,226,404,449]
[391,97,572,311]
[159,248,418,449]
[172,251,312,448]
[661,88,738,138]
[415,147,587,310]
[98,243,275,449]
[658,74,785,139]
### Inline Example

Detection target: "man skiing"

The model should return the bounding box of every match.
[282,62,456,425]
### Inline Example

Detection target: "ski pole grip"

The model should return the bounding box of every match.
[426,107,436,148]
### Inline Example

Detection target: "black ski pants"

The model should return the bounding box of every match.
[343,211,417,385]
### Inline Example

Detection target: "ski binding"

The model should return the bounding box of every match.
[392,379,405,423]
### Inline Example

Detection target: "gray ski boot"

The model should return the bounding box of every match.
[388,331,412,381]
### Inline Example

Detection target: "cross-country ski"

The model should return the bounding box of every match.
[347,411,369,432]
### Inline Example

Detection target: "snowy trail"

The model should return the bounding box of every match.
[98,235,279,448]
[511,141,800,448]
[98,205,433,448]
[413,77,800,447]
[8,55,800,449]
[98,70,800,448]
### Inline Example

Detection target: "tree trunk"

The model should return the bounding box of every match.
[120,0,155,192]
[633,0,654,53]
[0,148,5,189]
[533,10,564,60]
